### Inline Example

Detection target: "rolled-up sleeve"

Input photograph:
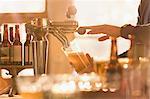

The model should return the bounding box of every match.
[138,0,150,25]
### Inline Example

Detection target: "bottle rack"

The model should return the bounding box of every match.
[0,23,33,96]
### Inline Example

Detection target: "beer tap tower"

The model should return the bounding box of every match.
[25,18,78,76]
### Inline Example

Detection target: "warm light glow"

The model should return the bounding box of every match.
[95,82,102,89]
[0,0,45,13]
[78,73,101,91]
[102,88,109,92]
[51,81,76,94]
[123,64,129,69]
[78,81,92,91]
[109,88,117,92]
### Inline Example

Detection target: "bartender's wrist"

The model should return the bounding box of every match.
[120,24,135,39]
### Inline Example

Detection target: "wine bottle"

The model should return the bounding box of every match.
[0,26,2,64]
[13,25,22,65]
[24,33,32,65]
[105,37,122,91]
[1,24,11,65]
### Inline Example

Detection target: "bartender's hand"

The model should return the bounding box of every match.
[77,24,135,40]
[77,24,121,40]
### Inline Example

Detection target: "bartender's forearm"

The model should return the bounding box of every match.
[78,23,150,43]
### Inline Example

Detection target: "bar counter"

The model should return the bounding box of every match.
[0,91,146,99]
[0,94,20,99]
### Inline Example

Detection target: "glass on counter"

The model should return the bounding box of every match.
[16,75,51,99]
[94,58,131,92]
[94,57,150,98]
[67,51,92,73]
[63,43,93,74]
[128,57,150,98]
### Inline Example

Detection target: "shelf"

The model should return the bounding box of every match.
[0,65,33,69]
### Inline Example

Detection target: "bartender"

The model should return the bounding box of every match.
[74,0,150,74]
[78,0,150,57]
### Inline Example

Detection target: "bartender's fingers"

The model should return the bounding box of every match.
[77,25,121,38]
[77,25,107,34]
[98,35,110,41]
[87,25,121,37]
[77,25,110,34]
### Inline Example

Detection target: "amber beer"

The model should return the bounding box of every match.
[13,25,22,65]
[94,60,109,80]
[67,52,92,73]
[24,34,32,65]
[1,24,11,64]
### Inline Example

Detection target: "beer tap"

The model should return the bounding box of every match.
[47,21,78,48]
[25,18,78,76]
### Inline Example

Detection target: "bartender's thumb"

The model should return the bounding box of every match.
[98,35,110,41]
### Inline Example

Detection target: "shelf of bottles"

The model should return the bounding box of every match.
[0,23,33,75]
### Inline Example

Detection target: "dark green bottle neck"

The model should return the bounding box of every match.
[15,25,20,41]
[3,25,9,41]
[110,37,118,64]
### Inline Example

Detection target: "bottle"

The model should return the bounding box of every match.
[128,34,144,97]
[13,25,22,65]
[9,27,14,64]
[0,27,2,64]
[9,27,14,43]
[104,37,122,91]
[1,24,11,65]
[24,33,32,65]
